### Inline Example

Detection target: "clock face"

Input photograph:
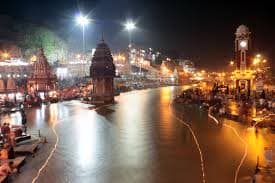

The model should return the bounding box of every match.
[240,40,247,48]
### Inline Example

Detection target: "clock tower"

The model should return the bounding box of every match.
[235,25,251,70]
[233,25,253,97]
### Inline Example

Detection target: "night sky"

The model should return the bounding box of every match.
[1,0,275,70]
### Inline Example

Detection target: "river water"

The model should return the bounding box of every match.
[2,86,266,183]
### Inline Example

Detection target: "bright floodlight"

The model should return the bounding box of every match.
[76,15,89,26]
[125,21,136,31]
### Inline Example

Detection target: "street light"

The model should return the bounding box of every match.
[76,14,90,54]
[76,15,89,26]
[124,21,136,44]
[125,21,136,31]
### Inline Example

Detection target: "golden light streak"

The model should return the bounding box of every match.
[224,124,248,183]
[170,101,206,183]
[32,122,60,183]
[208,112,248,183]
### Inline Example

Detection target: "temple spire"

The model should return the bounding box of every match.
[90,39,115,104]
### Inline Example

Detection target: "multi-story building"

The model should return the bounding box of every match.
[178,59,196,73]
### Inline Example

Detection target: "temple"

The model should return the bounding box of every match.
[90,39,116,104]
[27,48,57,97]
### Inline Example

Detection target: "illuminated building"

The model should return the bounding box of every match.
[128,44,155,68]
[159,60,180,85]
[0,78,15,102]
[0,77,25,102]
[6,77,16,93]
[0,58,31,77]
[66,60,90,78]
[113,53,130,75]
[0,57,30,102]
[160,61,170,76]
[90,39,116,104]
[27,48,57,96]
[178,59,195,73]
[59,51,94,78]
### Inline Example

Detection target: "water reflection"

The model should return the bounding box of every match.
[159,87,174,142]
[49,104,58,126]
[75,111,98,169]
[115,90,156,167]
[4,87,265,183]
[246,127,266,164]
[221,120,268,174]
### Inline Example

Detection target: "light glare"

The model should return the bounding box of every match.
[76,15,90,26]
[125,21,136,31]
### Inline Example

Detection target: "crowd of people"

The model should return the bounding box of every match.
[0,109,26,178]
[175,84,275,126]
[0,123,19,178]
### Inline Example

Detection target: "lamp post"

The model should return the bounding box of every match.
[76,14,90,54]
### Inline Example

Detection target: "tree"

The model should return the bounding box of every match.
[16,24,68,64]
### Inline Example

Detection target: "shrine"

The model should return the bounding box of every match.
[90,39,116,104]
[27,48,57,98]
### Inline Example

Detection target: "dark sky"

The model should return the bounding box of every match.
[1,0,275,69]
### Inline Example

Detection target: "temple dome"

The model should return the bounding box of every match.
[90,40,116,78]
[6,78,16,92]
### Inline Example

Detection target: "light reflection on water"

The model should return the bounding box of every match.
[2,87,267,183]
[220,119,268,169]
[75,111,98,169]
[245,127,266,164]
[49,104,58,126]
[159,87,174,141]
[115,89,156,166]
